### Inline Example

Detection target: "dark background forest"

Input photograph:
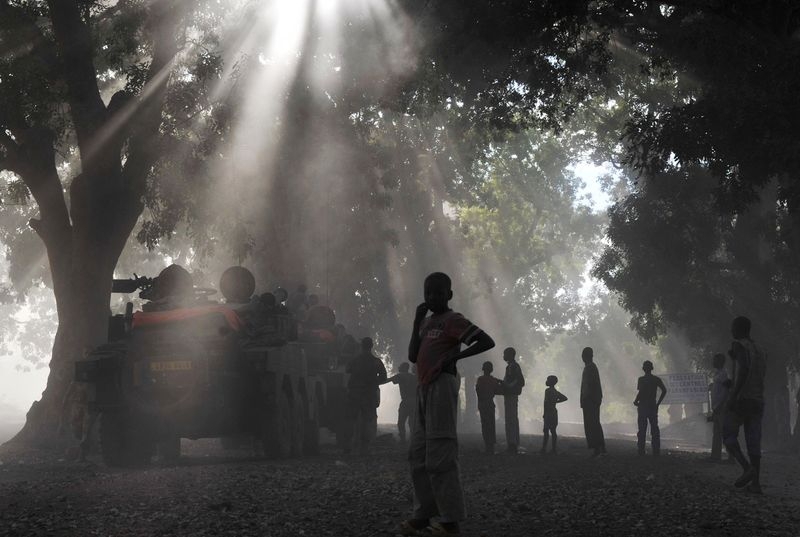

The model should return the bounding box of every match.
[1,0,799,450]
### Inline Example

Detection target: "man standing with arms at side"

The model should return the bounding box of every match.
[633,360,667,456]
[723,316,766,494]
[580,347,606,457]
[398,272,495,537]
[502,347,525,454]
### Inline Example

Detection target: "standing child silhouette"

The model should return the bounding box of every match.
[398,272,495,536]
[541,375,567,454]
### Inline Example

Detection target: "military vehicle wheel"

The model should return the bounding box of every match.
[303,402,320,455]
[291,397,306,456]
[100,412,152,467]
[263,390,292,458]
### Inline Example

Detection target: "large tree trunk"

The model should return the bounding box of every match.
[10,287,105,448]
[9,145,139,449]
[1,1,180,451]
[11,201,132,448]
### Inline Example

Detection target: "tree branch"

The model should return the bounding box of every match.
[1,127,73,250]
[0,1,59,68]
[121,3,182,206]
[45,0,107,159]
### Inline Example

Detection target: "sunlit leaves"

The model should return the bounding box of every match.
[93,0,148,73]
[4,179,30,205]
[591,2,800,381]
[458,130,602,332]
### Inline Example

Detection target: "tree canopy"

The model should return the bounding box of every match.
[3,0,800,446]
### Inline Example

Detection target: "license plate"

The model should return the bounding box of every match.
[150,360,193,372]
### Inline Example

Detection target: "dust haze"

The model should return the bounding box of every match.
[1,2,799,536]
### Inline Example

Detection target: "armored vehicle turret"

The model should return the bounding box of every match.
[76,265,346,466]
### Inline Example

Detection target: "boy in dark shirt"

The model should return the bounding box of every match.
[723,316,766,494]
[541,375,568,454]
[633,360,667,456]
[475,361,503,454]
[387,363,417,442]
[399,272,495,537]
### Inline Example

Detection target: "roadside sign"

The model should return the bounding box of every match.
[661,373,708,404]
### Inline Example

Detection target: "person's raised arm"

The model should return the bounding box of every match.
[408,303,428,363]
[453,331,495,362]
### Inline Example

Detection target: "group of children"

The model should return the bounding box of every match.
[398,271,766,536]
[475,362,567,455]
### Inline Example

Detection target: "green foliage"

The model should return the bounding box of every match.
[592,2,800,374]
[594,167,726,344]
[458,130,601,331]
[403,0,611,131]
[0,0,690,389]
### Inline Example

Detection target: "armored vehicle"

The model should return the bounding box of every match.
[75,266,347,466]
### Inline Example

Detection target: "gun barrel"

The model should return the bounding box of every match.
[112,279,142,294]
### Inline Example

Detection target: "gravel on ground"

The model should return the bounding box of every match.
[0,432,798,537]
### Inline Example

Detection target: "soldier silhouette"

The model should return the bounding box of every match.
[387,363,417,442]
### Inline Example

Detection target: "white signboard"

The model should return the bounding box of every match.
[661,373,708,404]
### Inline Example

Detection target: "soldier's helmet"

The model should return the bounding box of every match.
[220,266,256,303]
[154,264,193,299]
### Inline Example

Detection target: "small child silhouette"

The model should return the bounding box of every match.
[541,375,568,454]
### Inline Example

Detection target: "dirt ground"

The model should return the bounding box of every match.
[1,431,799,537]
